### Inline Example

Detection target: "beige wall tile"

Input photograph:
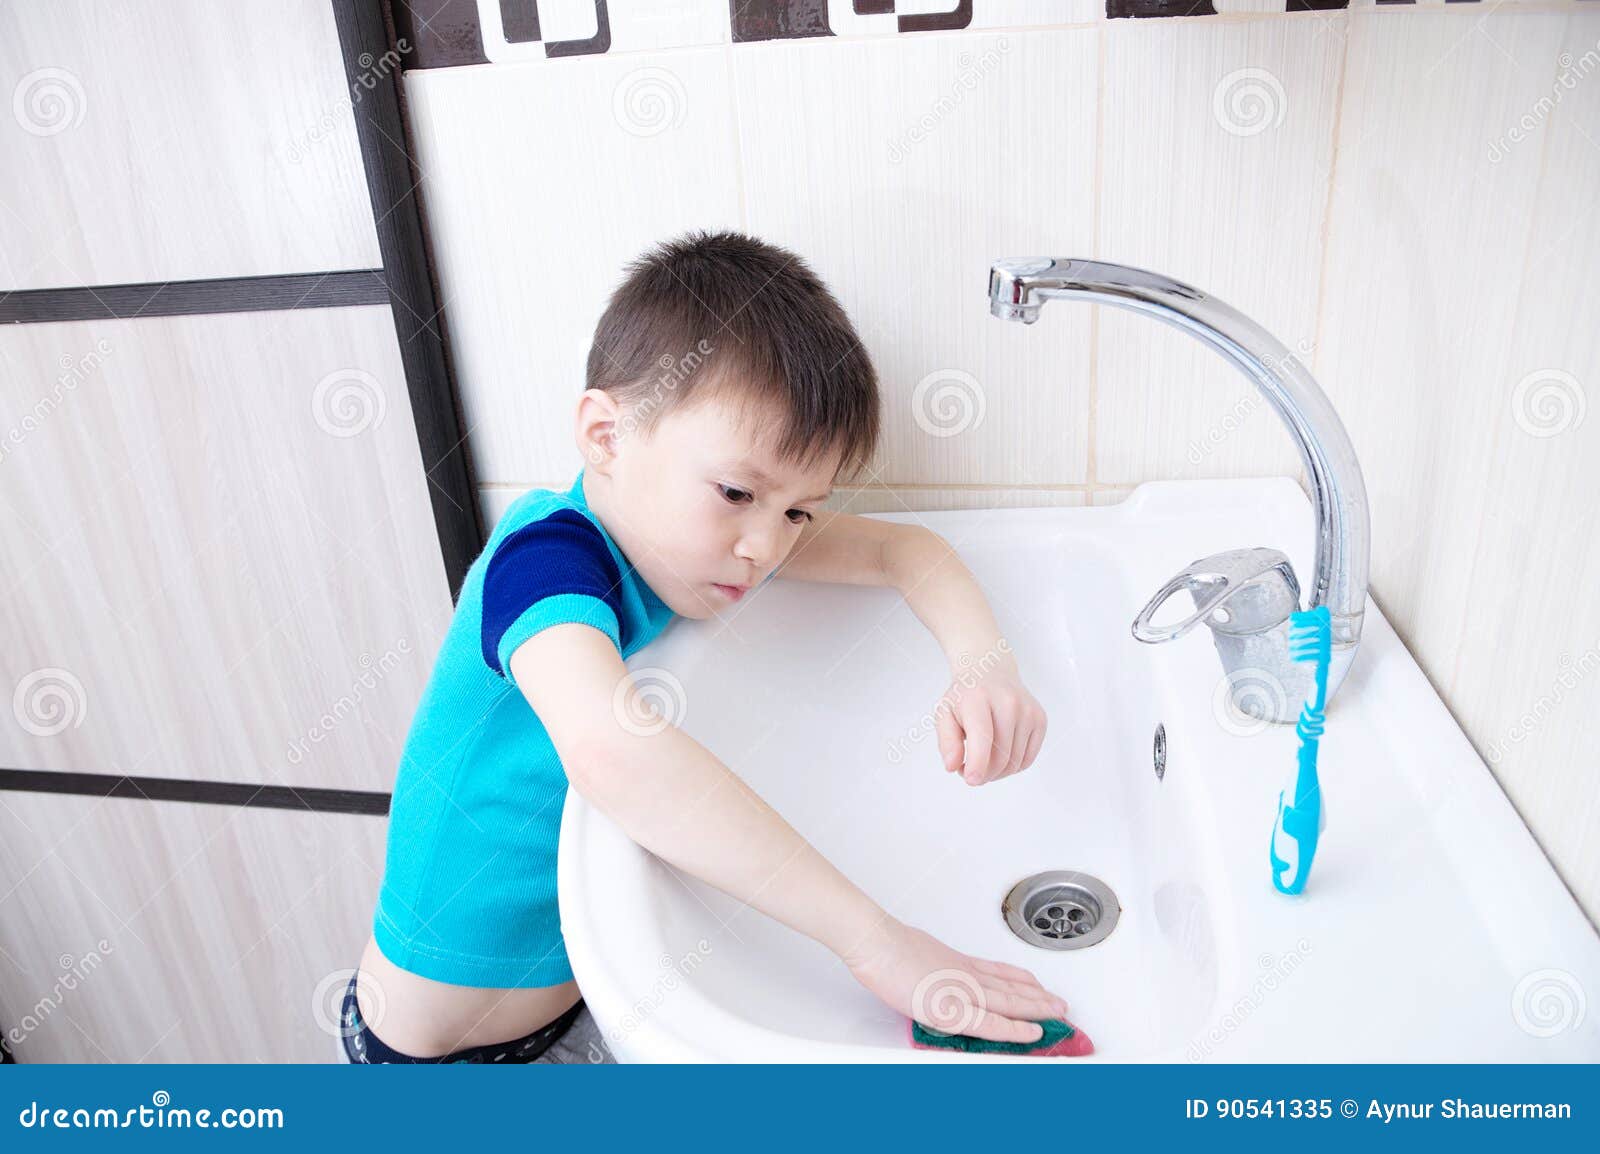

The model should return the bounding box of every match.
[1316,8,1568,692]
[403,49,743,486]
[1097,11,1344,485]
[735,29,1098,486]
[1444,6,1600,928]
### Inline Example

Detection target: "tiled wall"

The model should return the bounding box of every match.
[397,1,1600,926]
[0,0,455,1060]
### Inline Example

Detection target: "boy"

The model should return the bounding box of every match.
[343,231,1067,1062]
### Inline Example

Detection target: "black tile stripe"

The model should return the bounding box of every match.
[1106,0,1219,16]
[732,0,833,42]
[392,0,489,69]
[501,0,542,43]
[0,270,388,324]
[333,0,485,602]
[898,0,972,33]
[544,2,611,58]
[0,768,390,816]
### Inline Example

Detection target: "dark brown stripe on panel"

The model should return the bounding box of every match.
[0,270,388,324]
[333,0,485,602]
[0,768,390,816]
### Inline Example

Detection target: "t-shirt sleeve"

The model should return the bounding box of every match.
[480,508,625,680]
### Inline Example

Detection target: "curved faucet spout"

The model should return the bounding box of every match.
[989,257,1370,707]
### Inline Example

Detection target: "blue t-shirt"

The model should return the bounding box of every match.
[373,469,676,988]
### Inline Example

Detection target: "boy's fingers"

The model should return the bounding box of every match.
[965,1010,1045,1045]
[1020,721,1045,770]
[991,972,1070,1011]
[972,957,1043,986]
[935,696,963,773]
[980,982,1066,1023]
[986,702,1015,783]
[999,722,1031,779]
[987,972,1068,1013]
[959,697,994,783]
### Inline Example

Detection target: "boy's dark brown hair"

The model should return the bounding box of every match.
[586,230,880,482]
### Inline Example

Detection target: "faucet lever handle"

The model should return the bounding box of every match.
[1131,547,1300,644]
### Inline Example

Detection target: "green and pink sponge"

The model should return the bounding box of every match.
[909,1017,1094,1057]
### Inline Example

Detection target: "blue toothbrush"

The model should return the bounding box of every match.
[1269,605,1331,895]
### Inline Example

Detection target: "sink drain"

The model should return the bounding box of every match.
[1002,871,1120,951]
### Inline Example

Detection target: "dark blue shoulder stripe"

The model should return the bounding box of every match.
[480,508,624,674]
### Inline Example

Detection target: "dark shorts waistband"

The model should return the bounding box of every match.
[340,972,585,1063]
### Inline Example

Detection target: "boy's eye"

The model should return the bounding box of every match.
[719,484,812,523]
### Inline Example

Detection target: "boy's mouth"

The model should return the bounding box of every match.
[710,582,748,602]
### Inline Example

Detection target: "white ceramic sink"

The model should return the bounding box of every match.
[558,478,1600,1062]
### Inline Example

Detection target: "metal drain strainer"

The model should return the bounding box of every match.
[1002,871,1120,951]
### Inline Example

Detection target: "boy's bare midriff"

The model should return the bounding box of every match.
[356,935,582,1057]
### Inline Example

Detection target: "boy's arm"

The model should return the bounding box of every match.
[775,513,1048,786]
[508,623,1068,1043]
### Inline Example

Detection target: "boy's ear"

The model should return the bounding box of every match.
[575,389,623,472]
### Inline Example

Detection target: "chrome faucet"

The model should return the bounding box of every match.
[988,258,1370,722]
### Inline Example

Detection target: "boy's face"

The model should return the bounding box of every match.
[587,392,840,620]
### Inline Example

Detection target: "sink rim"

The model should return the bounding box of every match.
[559,477,1600,1063]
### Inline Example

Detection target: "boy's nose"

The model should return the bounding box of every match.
[734,534,778,570]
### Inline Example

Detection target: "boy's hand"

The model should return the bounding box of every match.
[935,669,1048,786]
[844,918,1069,1044]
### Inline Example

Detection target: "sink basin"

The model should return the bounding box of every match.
[557,478,1600,1062]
